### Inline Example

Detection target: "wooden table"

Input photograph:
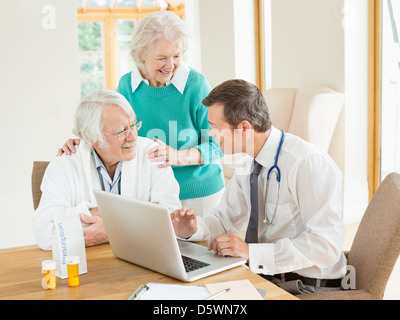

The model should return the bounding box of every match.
[0,244,298,300]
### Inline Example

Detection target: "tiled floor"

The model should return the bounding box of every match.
[344,223,400,300]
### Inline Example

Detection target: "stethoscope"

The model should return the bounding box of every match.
[262,130,285,225]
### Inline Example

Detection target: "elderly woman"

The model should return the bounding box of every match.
[60,11,225,215]
[118,10,225,214]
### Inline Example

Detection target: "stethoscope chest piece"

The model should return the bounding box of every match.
[263,218,274,225]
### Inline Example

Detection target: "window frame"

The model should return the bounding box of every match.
[368,0,381,199]
[254,0,265,91]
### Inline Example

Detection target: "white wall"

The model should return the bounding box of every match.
[0,0,81,249]
[197,0,235,87]
[270,0,345,91]
[194,0,256,87]
[183,0,202,71]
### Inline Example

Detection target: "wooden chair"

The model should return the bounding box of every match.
[298,172,400,300]
[31,161,50,210]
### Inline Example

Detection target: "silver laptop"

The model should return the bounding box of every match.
[94,190,246,282]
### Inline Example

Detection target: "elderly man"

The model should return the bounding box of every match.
[171,79,347,295]
[34,90,181,250]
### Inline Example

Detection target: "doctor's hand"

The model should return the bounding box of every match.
[170,207,197,239]
[80,213,109,247]
[209,233,249,262]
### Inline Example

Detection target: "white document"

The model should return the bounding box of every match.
[130,282,209,300]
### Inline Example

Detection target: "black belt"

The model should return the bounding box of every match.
[264,272,342,288]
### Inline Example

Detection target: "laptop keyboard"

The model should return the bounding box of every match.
[181,255,210,272]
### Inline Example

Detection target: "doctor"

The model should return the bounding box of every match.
[171,79,347,294]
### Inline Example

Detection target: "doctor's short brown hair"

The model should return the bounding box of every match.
[202,79,272,132]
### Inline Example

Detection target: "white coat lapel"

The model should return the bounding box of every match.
[120,157,137,198]
[80,140,99,204]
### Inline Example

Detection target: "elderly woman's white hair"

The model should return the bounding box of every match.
[73,89,136,147]
[130,10,189,70]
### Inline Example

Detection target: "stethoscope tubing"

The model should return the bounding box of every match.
[263,130,285,225]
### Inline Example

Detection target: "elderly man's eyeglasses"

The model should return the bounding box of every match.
[104,120,142,141]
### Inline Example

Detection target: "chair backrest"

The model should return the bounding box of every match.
[288,85,344,152]
[264,88,297,132]
[347,172,400,299]
[264,85,344,153]
[31,161,50,210]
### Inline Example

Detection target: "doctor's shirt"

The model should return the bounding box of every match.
[189,126,347,280]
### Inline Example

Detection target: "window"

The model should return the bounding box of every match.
[369,0,400,198]
[77,0,185,96]
[78,21,105,96]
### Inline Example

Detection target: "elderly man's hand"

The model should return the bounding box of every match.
[80,213,108,247]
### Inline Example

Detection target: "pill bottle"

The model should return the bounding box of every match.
[41,260,56,290]
[66,256,80,287]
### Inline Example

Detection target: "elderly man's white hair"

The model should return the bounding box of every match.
[73,89,136,147]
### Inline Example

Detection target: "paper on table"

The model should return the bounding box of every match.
[205,280,263,300]
[132,282,209,300]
